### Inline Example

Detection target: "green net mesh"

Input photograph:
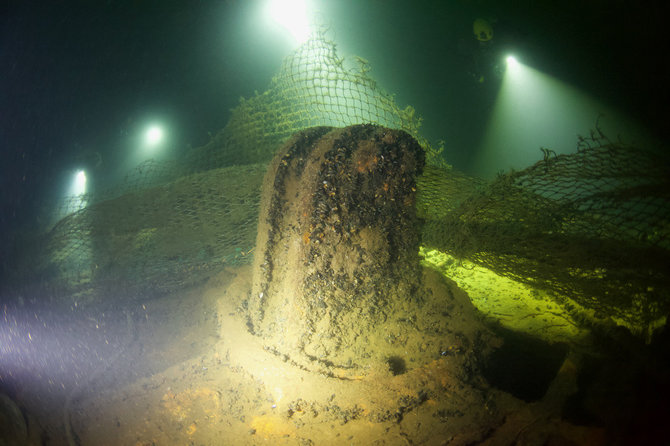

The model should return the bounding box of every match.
[13,34,443,303]
[27,164,264,302]
[182,32,446,172]
[419,131,670,333]
[10,34,670,336]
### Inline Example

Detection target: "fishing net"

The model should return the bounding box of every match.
[419,130,670,335]
[181,31,446,172]
[10,33,441,304]
[8,34,670,337]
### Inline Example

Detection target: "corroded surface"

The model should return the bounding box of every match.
[250,124,434,371]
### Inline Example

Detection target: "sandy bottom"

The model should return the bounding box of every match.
[16,264,603,446]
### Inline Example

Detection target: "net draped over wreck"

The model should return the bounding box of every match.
[11,33,670,337]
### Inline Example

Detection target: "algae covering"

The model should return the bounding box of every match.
[249,124,431,373]
[3,32,670,446]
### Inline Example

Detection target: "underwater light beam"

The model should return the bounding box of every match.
[474,55,649,178]
[266,0,311,44]
[59,169,89,217]
[505,55,518,69]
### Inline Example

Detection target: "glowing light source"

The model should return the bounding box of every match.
[72,170,87,196]
[145,125,164,147]
[266,0,311,44]
[476,57,649,178]
[62,169,88,215]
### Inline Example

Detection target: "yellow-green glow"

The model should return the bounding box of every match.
[420,247,668,342]
[419,247,587,343]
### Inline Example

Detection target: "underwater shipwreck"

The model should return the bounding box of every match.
[2,34,670,445]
